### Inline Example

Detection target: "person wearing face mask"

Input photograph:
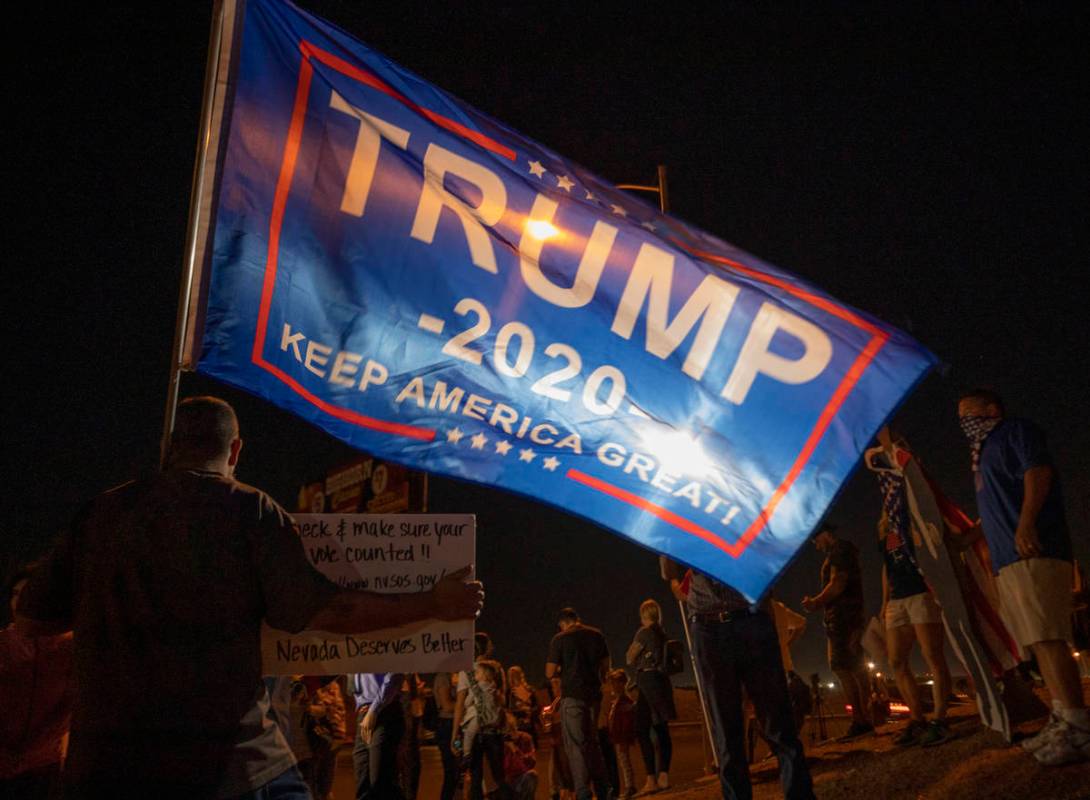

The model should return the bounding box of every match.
[956,387,1086,766]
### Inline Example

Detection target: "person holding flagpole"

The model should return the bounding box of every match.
[665,560,814,800]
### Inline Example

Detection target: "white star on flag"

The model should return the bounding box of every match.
[641,221,657,231]
[556,175,575,192]
[610,204,628,217]
[528,160,546,178]
[585,190,597,201]
[470,433,488,450]
[495,440,513,455]
[542,456,560,471]
[518,448,536,463]
[446,427,464,444]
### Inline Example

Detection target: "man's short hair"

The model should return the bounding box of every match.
[170,396,239,460]
[812,522,837,540]
[558,606,580,624]
[959,387,1005,415]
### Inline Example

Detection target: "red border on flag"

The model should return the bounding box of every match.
[250,40,891,557]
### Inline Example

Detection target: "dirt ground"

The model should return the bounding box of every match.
[332,684,1090,800]
[669,690,1090,800]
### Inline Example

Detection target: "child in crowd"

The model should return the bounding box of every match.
[607,669,637,799]
[504,730,539,800]
[458,659,504,765]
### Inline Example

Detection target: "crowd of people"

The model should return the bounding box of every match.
[799,389,1088,768]
[2,386,1086,800]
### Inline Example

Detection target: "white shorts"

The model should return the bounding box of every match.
[995,558,1073,654]
[885,591,942,629]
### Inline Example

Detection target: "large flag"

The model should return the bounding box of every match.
[188,0,936,600]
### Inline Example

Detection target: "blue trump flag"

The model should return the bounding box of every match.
[193,0,936,600]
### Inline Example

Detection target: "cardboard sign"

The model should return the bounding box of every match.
[261,513,475,675]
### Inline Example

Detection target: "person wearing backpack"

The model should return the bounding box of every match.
[456,653,513,800]
[625,599,677,793]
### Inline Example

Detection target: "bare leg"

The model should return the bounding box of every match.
[887,624,924,723]
[916,622,951,720]
[1032,640,1086,711]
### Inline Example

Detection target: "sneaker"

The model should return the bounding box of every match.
[837,720,875,741]
[1020,713,1065,753]
[1033,721,1090,766]
[636,777,658,796]
[919,719,954,747]
[656,773,670,791]
[894,720,927,747]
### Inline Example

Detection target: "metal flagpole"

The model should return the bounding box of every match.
[676,597,718,771]
[624,169,720,771]
[159,0,238,466]
[616,164,670,215]
[658,558,720,772]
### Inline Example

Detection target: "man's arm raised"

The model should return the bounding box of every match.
[306,565,483,634]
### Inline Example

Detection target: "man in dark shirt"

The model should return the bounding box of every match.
[665,560,813,800]
[545,607,611,800]
[957,388,1086,766]
[802,525,872,739]
[15,396,484,798]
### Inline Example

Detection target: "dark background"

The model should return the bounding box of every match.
[6,1,1088,684]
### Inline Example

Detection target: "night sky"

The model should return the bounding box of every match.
[7,2,1088,685]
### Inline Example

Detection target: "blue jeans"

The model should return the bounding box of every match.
[559,697,611,800]
[229,766,312,800]
[690,611,814,800]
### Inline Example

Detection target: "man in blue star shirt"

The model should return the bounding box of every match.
[956,388,1086,765]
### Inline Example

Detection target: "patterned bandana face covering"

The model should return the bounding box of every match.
[864,446,915,568]
[959,414,1002,472]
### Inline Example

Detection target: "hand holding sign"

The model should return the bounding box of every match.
[432,565,485,620]
[263,514,477,674]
